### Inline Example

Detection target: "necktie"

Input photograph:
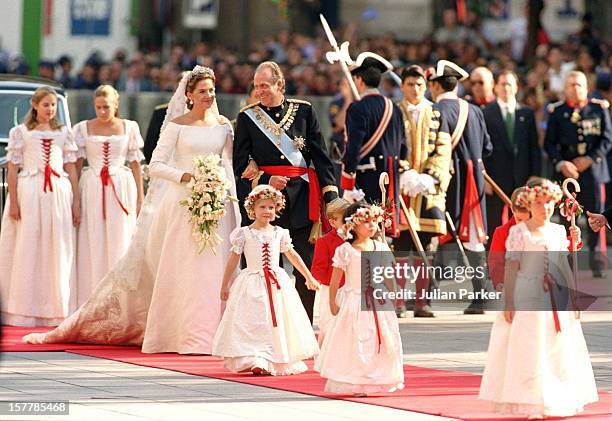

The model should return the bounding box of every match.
[505,107,515,150]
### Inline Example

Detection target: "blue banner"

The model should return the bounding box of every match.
[71,0,112,36]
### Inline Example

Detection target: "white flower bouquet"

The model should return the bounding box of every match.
[180,153,236,254]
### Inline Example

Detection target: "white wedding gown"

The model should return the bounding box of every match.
[24,121,240,354]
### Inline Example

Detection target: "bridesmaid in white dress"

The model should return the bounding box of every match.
[479,178,598,418]
[24,67,242,354]
[0,86,80,326]
[73,85,145,306]
[315,203,404,396]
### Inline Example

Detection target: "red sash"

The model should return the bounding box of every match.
[259,165,329,231]
[100,166,129,220]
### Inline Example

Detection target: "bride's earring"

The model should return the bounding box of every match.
[188,99,194,106]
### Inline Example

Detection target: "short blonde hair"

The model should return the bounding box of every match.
[94,84,120,117]
[326,198,350,217]
[255,61,286,93]
[565,70,588,86]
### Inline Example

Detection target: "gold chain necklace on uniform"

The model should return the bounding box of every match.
[254,102,299,145]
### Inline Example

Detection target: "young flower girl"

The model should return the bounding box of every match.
[315,203,404,396]
[479,178,598,418]
[212,185,320,375]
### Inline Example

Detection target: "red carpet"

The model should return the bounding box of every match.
[67,348,612,421]
[3,326,611,420]
[0,326,138,352]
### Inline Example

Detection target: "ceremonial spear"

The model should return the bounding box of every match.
[319,14,360,100]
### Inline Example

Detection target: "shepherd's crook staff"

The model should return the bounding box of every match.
[561,178,582,312]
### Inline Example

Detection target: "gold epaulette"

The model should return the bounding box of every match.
[154,103,168,110]
[546,100,564,113]
[240,101,261,113]
[590,98,610,109]
[287,98,311,106]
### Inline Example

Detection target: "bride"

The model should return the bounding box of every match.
[25,66,241,354]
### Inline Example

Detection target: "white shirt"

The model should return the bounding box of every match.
[403,98,432,124]
[497,98,516,124]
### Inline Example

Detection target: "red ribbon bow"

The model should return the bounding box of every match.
[100,166,129,219]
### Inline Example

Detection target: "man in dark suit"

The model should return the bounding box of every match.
[341,53,405,236]
[427,60,493,314]
[233,61,339,321]
[545,70,612,277]
[483,70,542,240]
[144,103,168,163]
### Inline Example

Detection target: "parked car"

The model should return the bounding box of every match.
[0,75,71,160]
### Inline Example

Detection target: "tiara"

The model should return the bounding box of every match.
[187,66,215,84]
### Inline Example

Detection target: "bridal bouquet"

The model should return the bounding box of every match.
[180,153,236,254]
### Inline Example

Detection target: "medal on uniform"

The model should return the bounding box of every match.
[292,136,305,150]
[570,109,581,124]
[577,142,587,155]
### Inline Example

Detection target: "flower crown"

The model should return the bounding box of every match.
[244,185,286,220]
[338,205,386,240]
[515,180,563,208]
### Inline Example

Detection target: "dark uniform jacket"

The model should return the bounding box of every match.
[432,96,493,243]
[544,99,612,185]
[341,91,405,211]
[233,99,338,230]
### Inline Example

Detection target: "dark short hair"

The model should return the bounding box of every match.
[435,76,458,91]
[354,67,382,88]
[401,65,426,82]
[495,69,519,85]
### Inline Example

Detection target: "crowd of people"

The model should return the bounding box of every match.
[1,9,609,103]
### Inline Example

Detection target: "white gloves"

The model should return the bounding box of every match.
[400,170,437,197]
[342,188,366,203]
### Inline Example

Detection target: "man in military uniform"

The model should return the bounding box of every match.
[544,70,612,277]
[395,65,452,317]
[427,60,493,314]
[341,53,405,235]
[233,61,339,321]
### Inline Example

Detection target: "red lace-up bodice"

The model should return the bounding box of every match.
[41,138,60,192]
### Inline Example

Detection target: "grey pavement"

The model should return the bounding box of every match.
[0,311,610,420]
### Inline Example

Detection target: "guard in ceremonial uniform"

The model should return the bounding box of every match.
[544,70,612,277]
[395,65,452,317]
[427,60,493,314]
[233,61,339,321]
[341,53,405,234]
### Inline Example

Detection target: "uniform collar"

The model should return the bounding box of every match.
[262,97,286,111]
[435,91,458,102]
[361,88,381,97]
[475,94,495,106]
[566,98,588,109]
